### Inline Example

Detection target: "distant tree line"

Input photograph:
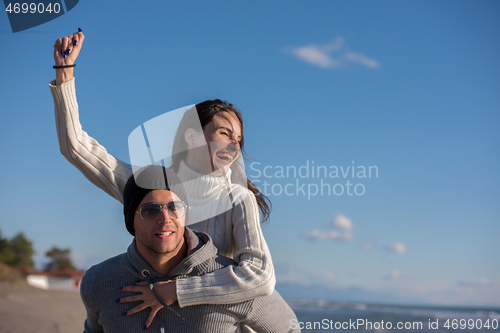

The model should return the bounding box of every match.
[44,246,76,271]
[0,230,34,267]
[0,229,76,271]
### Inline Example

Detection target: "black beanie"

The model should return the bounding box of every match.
[123,165,187,236]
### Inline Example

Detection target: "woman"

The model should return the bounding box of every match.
[49,30,275,329]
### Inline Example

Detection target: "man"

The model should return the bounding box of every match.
[80,165,299,332]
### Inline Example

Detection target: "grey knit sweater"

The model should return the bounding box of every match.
[80,228,299,333]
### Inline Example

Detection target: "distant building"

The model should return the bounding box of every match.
[21,267,85,292]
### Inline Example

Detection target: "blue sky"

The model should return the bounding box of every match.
[0,1,499,306]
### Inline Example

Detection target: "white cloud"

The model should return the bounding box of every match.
[291,45,342,69]
[386,242,407,254]
[287,37,380,70]
[344,51,380,69]
[303,214,355,242]
[327,214,354,231]
[302,229,345,241]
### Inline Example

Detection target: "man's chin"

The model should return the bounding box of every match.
[150,240,183,256]
[150,246,177,256]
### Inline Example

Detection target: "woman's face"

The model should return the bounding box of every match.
[186,112,242,176]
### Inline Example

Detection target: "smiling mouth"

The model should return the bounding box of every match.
[155,231,173,237]
[215,151,236,163]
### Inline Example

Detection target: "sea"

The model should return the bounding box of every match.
[288,300,500,332]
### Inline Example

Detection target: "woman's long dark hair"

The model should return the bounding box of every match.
[170,99,272,223]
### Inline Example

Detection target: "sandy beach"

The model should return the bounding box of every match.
[0,282,86,333]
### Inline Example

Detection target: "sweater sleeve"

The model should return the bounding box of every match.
[242,291,301,333]
[48,78,132,203]
[175,190,276,307]
[80,272,105,333]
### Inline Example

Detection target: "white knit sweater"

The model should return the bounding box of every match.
[49,78,275,308]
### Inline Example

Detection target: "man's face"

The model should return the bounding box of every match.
[134,190,185,258]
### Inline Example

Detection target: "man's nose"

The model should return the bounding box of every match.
[157,207,173,223]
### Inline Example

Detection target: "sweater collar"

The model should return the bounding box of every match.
[177,159,231,198]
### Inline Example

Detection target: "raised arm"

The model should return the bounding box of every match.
[49,31,132,202]
[175,190,275,307]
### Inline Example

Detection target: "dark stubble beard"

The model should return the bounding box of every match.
[147,237,184,258]
[135,230,185,260]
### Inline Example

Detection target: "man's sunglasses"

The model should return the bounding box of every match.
[135,201,187,222]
